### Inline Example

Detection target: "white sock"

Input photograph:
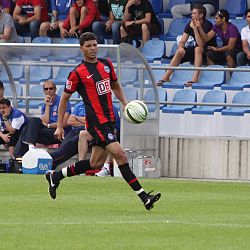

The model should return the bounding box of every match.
[103,163,110,171]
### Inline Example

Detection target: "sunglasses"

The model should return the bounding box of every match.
[44,87,54,90]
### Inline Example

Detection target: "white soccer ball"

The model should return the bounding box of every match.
[124,100,148,124]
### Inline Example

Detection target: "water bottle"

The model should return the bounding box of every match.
[51,15,56,24]
[5,160,10,173]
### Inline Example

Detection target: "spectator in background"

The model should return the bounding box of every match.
[39,0,74,38]
[237,9,250,66]
[0,0,11,13]
[157,5,216,87]
[50,101,86,170]
[14,80,71,158]
[120,0,161,48]
[97,0,109,19]
[13,0,49,40]
[62,0,101,38]
[0,81,4,100]
[0,98,27,158]
[171,0,218,19]
[0,2,19,42]
[92,0,128,44]
[198,9,242,69]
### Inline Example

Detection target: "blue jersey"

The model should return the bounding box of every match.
[41,95,71,123]
[72,102,86,131]
[50,0,73,21]
[0,107,27,132]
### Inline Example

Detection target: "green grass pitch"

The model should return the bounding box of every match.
[0,174,250,250]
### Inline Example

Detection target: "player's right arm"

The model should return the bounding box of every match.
[111,81,128,111]
[54,91,71,140]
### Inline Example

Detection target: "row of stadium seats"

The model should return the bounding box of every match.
[162,89,250,116]
[3,63,250,91]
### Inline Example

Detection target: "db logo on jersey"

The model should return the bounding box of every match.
[96,78,111,95]
[66,80,73,90]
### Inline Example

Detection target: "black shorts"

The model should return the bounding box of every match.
[88,122,117,149]
[206,48,242,65]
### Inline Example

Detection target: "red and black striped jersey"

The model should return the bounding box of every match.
[64,58,117,128]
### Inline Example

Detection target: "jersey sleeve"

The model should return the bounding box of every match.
[64,70,79,93]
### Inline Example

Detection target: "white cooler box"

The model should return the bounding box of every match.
[22,148,52,174]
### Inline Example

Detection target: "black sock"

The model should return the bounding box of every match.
[118,163,147,202]
[53,160,91,183]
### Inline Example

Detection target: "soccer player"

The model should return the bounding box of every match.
[45,32,161,210]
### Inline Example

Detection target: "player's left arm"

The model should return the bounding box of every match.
[111,81,128,111]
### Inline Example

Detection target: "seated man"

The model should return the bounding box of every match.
[0,98,27,158]
[157,4,216,86]
[199,9,242,69]
[62,0,101,38]
[237,9,250,66]
[0,3,19,43]
[171,0,218,19]
[120,0,161,47]
[14,80,71,158]
[50,101,86,170]
[13,0,49,40]
[92,0,128,44]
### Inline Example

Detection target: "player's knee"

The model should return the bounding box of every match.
[112,149,127,164]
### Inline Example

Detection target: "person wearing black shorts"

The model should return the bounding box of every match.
[45,32,161,210]
[157,4,216,87]
[120,0,161,47]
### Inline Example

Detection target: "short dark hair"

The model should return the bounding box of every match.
[79,32,97,46]
[0,81,4,89]
[246,8,250,16]
[192,4,207,20]
[0,98,11,106]
[217,9,229,22]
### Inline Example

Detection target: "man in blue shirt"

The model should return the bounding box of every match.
[0,98,27,158]
[14,80,71,158]
[50,101,86,170]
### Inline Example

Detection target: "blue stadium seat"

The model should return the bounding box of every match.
[32,36,52,44]
[4,84,23,97]
[144,88,167,112]
[57,87,80,106]
[162,64,195,89]
[120,68,138,86]
[0,65,24,82]
[229,19,247,33]
[221,91,250,116]
[160,18,189,41]
[19,66,52,84]
[191,65,226,89]
[53,67,74,85]
[30,36,52,59]
[158,0,188,18]
[162,89,197,113]
[143,68,167,86]
[18,85,44,109]
[221,66,250,90]
[48,38,80,61]
[142,39,165,62]
[148,0,163,14]
[223,0,247,18]
[192,90,226,114]
[113,87,138,109]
